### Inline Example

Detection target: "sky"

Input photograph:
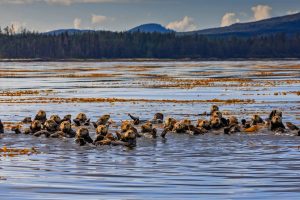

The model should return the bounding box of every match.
[0,0,299,32]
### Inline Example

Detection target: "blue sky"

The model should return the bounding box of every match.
[0,0,299,32]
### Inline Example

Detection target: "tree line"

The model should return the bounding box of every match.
[0,26,299,59]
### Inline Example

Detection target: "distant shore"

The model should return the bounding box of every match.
[0,58,299,62]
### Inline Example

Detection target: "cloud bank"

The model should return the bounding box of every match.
[221,13,240,27]
[252,5,272,21]
[166,16,197,32]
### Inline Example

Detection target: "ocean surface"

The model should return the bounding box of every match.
[0,61,299,199]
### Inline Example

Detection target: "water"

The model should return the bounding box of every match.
[0,61,300,199]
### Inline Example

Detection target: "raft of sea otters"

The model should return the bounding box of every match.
[0,105,299,148]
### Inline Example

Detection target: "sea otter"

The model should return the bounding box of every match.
[173,120,190,133]
[93,125,109,144]
[269,110,282,120]
[43,119,59,132]
[270,115,285,132]
[0,120,3,134]
[93,114,111,128]
[210,111,228,127]
[75,127,93,146]
[50,121,76,138]
[73,113,90,126]
[152,113,164,124]
[210,105,219,115]
[115,129,137,148]
[197,119,211,130]
[210,116,223,130]
[34,110,47,124]
[50,115,62,125]
[161,117,177,138]
[29,120,42,134]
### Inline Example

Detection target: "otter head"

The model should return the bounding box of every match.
[211,111,222,119]
[124,130,137,140]
[154,113,164,121]
[197,119,210,128]
[31,120,42,131]
[35,110,47,122]
[44,119,58,132]
[211,117,221,127]
[60,121,71,133]
[211,105,219,113]
[271,115,282,125]
[96,125,109,136]
[269,110,282,120]
[100,114,110,123]
[62,114,72,122]
[76,113,87,122]
[50,115,61,125]
[121,121,132,132]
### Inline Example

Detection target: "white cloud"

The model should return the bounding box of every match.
[166,16,197,32]
[221,13,240,27]
[287,10,299,15]
[73,18,81,29]
[91,14,108,25]
[252,5,272,21]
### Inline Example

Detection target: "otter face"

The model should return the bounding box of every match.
[44,119,58,132]
[121,121,133,133]
[30,120,42,132]
[60,121,71,133]
[197,119,210,128]
[50,115,61,124]
[76,127,89,138]
[211,117,222,129]
[124,130,137,140]
[210,105,219,113]
[96,125,108,136]
[211,111,222,119]
[229,116,238,125]
[271,115,282,124]
[76,113,87,122]
[141,122,153,133]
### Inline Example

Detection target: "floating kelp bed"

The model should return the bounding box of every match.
[0,146,39,157]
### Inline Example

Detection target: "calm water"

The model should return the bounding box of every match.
[0,61,300,199]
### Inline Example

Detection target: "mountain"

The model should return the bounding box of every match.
[45,29,94,35]
[128,23,174,33]
[185,12,300,36]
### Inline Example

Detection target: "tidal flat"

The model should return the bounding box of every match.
[0,61,300,199]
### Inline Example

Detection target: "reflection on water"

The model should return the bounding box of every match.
[0,61,300,199]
